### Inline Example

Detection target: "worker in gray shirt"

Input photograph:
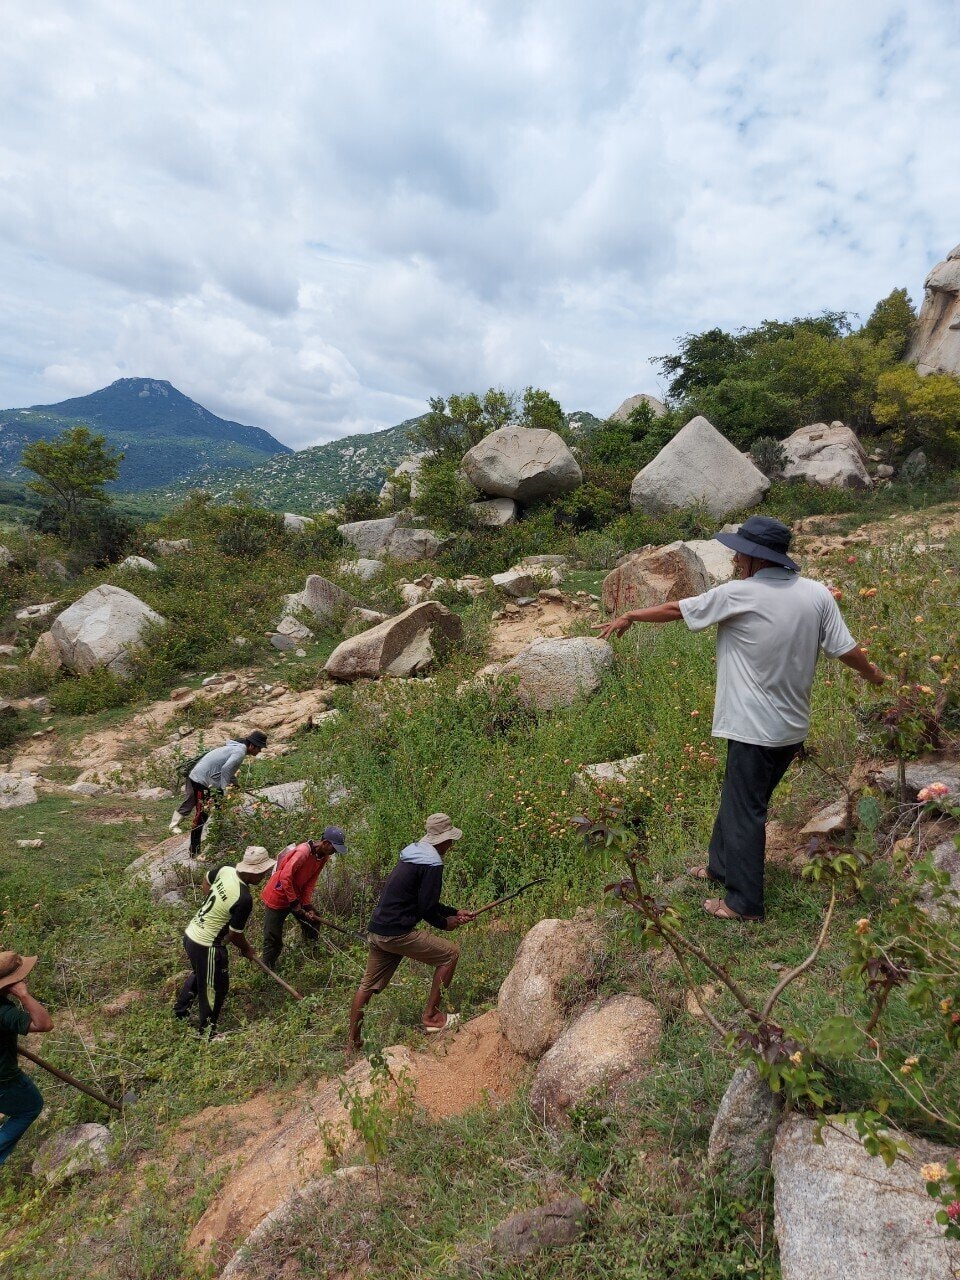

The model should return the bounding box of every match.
[170,730,268,854]
[598,517,886,922]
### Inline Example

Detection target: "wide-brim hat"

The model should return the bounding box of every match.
[0,951,37,991]
[236,845,276,874]
[714,516,799,571]
[422,813,463,845]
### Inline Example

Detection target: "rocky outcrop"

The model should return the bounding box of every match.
[0,773,38,808]
[781,423,872,490]
[386,526,444,562]
[239,780,315,813]
[498,915,602,1058]
[470,497,519,527]
[118,555,158,572]
[126,834,199,900]
[339,558,384,581]
[153,538,191,555]
[29,630,62,674]
[282,513,313,531]
[379,455,424,504]
[487,1195,589,1260]
[907,243,960,377]
[462,426,582,501]
[610,393,667,421]
[708,1066,783,1176]
[498,637,613,710]
[298,575,359,625]
[530,995,662,1125]
[32,1123,113,1185]
[325,602,462,682]
[15,601,59,622]
[51,585,164,677]
[601,541,709,616]
[337,516,443,562]
[773,1115,958,1280]
[630,416,770,519]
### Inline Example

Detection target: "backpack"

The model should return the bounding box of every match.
[176,753,204,780]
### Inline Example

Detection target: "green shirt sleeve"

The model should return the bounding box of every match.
[0,1002,31,1035]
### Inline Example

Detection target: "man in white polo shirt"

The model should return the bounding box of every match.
[598,516,886,921]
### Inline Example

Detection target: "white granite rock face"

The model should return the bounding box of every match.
[630,416,770,519]
[498,916,603,1058]
[781,423,872,490]
[51,585,164,676]
[462,426,582,501]
[337,517,443,562]
[470,497,519,527]
[32,1123,113,1185]
[299,575,359,625]
[907,242,960,377]
[0,773,38,808]
[610,393,667,421]
[499,637,614,710]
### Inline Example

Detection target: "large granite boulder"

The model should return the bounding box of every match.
[708,1066,783,1176]
[0,773,38,809]
[610,393,667,421]
[530,995,662,1125]
[325,601,462,682]
[682,535,737,583]
[299,575,359,625]
[51,585,164,677]
[32,1123,113,1185]
[282,512,314,532]
[462,426,582,501]
[337,516,400,557]
[781,423,872,489]
[470,497,519,527]
[773,1115,958,1280]
[907,242,960,377]
[386,526,444,563]
[601,541,709,615]
[29,630,62,674]
[498,637,613,710]
[491,569,539,598]
[498,915,602,1058]
[630,416,770,519]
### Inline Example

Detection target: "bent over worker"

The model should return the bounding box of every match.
[0,951,53,1167]
[348,813,474,1050]
[170,729,268,854]
[261,827,348,969]
[173,846,275,1036]
[597,516,886,922]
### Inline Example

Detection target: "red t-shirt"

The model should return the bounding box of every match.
[261,843,324,910]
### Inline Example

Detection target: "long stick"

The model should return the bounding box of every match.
[301,911,366,942]
[249,954,303,1000]
[17,1046,124,1113]
[470,877,548,918]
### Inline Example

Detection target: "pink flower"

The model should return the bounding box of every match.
[917,783,952,803]
[947,1201,960,1221]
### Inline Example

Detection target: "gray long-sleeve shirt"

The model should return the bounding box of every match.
[189,740,248,790]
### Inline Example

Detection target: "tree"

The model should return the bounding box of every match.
[410,389,515,459]
[862,287,916,359]
[21,425,123,547]
[873,366,960,463]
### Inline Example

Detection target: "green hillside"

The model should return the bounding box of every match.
[0,378,291,492]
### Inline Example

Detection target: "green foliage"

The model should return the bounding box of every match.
[861,287,917,358]
[553,482,621,531]
[409,388,515,458]
[340,487,382,522]
[749,435,788,480]
[21,425,124,549]
[411,455,477,531]
[873,365,960,463]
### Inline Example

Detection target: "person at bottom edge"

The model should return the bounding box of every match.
[173,845,276,1037]
[348,813,475,1050]
[0,951,53,1167]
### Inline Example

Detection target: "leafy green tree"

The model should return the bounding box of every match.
[862,287,916,358]
[520,386,566,435]
[412,456,476,530]
[873,366,960,463]
[20,425,123,545]
[340,488,381,522]
[410,389,515,458]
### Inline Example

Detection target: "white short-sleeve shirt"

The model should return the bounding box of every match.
[678,568,856,747]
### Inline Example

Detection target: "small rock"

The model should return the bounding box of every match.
[16,839,43,849]
[488,1195,588,1259]
[574,755,647,788]
[102,990,144,1017]
[708,1065,783,1176]
[799,800,848,837]
[0,773,38,808]
[16,601,60,622]
[32,1123,112,1185]
[270,633,297,651]
[118,555,158,572]
[153,538,191,555]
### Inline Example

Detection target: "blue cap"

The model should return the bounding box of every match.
[321,826,347,855]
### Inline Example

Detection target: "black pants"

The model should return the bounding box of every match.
[707,739,802,918]
[262,906,319,970]
[173,934,230,1030]
[176,780,220,855]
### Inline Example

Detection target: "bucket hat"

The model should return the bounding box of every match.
[236,845,277,874]
[0,951,37,991]
[714,516,799,571]
[422,813,463,845]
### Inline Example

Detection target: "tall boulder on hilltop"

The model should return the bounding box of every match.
[907,242,960,377]
[462,426,582,502]
[51,585,164,677]
[602,541,709,616]
[781,422,872,489]
[630,415,770,519]
[610,393,666,421]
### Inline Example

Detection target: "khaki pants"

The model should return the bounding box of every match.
[359,929,459,994]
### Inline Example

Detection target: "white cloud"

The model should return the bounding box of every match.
[0,0,958,446]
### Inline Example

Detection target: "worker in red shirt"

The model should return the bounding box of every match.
[261,827,347,969]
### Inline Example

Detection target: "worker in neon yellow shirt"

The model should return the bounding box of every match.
[173,846,275,1036]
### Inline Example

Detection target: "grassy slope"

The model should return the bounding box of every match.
[0,486,957,1278]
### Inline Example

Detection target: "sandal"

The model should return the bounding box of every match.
[703,898,762,922]
[421,1012,461,1035]
[687,866,723,883]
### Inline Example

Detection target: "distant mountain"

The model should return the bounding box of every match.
[0,378,291,492]
[154,409,606,512]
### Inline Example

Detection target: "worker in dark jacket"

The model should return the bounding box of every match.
[0,951,53,1167]
[348,814,474,1049]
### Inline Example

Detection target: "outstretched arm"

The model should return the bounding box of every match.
[836,645,886,685]
[595,600,684,640]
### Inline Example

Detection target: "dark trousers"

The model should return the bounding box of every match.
[173,934,230,1030]
[0,1071,43,1167]
[707,739,802,918]
[176,780,219,855]
[262,906,319,970]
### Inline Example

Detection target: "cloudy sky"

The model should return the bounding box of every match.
[1,1,958,449]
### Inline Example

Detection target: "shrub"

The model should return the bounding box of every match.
[750,435,788,480]
[412,457,476,532]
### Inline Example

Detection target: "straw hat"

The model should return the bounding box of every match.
[236,846,276,874]
[0,951,37,991]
